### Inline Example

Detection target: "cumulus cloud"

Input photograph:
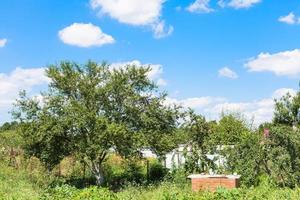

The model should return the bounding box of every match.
[90,0,172,38]
[90,0,163,25]
[165,88,296,125]
[156,78,167,86]
[58,23,115,48]
[218,0,261,9]
[187,0,214,13]
[218,67,238,79]
[109,60,167,86]
[278,12,300,25]
[165,96,226,109]
[245,49,300,77]
[272,88,297,99]
[151,21,174,39]
[0,38,7,48]
[0,67,49,122]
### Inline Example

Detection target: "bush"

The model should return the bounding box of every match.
[102,156,147,190]
[165,168,188,185]
[148,160,168,182]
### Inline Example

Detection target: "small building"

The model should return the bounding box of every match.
[140,144,228,171]
[165,144,227,170]
[140,148,157,159]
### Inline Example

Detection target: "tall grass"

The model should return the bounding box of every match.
[41,182,300,200]
[0,164,41,200]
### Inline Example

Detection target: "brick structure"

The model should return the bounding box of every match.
[188,174,240,192]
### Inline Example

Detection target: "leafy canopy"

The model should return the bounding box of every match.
[13,61,181,184]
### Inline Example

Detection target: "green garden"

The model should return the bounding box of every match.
[1,61,300,200]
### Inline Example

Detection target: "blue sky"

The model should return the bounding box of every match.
[1,0,300,124]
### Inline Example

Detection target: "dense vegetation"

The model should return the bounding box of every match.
[2,61,300,199]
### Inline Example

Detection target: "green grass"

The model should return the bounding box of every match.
[2,162,300,200]
[41,182,300,200]
[0,164,41,200]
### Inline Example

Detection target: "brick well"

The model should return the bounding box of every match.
[188,174,240,192]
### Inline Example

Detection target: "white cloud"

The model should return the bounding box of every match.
[278,12,300,25]
[208,99,274,125]
[109,60,167,86]
[187,0,214,13]
[272,88,297,99]
[165,96,226,109]
[151,21,174,39]
[0,38,7,48]
[166,88,296,125]
[58,23,115,48]
[0,67,49,122]
[182,97,226,108]
[245,49,300,77]
[90,0,163,25]
[90,0,172,38]
[218,67,238,79]
[218,0,261,9]
[157,78,167,86]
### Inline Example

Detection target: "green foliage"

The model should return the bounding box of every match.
[148,160,168,182]
[211,113,250,145]
[40,182,300,200]
[224,130,262,186]
[261,125,300,187]
[0,121,18,132]
[3,157,300,200]
[13,61,181,185]
[0,130,22,149]
[41,185,116,200]
[274,91,300,126]
[6,60,300,199]
[224,122,300,187]
[182,111,213,174]
[165,168,189,185]
[122,159,146,185]
[0,163,41,200]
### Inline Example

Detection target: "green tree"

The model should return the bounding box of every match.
[260,124,300,187]
[0,121,18,132]
[225,122,300,187]
[224,130,263,186]
[208,114,261,185]
[13,61,181,185]
[274,90,300,126]
[182,110,214,173]
[212,113,250,145]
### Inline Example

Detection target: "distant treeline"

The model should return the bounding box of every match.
[0,121,18,132]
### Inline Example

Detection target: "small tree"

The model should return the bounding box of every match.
[260,124,300,187]
[225,123,300,187]
[13,61,181,185]
[182,110,214,174]
[211,113,250,145]
[224,130,263,186]
[274,90,300,126]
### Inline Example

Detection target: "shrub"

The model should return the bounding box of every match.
[148,160,168,182]
[165,168,188,185]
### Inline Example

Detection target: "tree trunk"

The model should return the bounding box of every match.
[91,161,105,186]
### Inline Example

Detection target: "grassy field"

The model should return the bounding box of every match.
[0,164,40,200]
[1,131,300,200]
[40,184,300,200]
[2,163,300,200]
